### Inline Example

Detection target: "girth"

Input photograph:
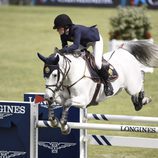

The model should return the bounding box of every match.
[87,83,101,107]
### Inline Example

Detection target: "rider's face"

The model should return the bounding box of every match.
[57,27,65,35]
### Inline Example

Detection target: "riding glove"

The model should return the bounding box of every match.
[59,48,67,54]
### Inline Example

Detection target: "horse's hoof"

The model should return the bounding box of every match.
[49,117,59,127]
[135,104,143,111]
[61,124,71,135]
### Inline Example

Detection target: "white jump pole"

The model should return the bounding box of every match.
[87,113,158,124]
[89,135,158,149]
[79,108,87,158]
[30,102,39,158]
[37,120,158,133]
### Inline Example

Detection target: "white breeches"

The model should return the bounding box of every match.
[86,34,103,70]
[77,34,103,70]
[92,34,103,70]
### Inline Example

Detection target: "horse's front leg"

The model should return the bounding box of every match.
[48,103,59,127]
[60,95,88,134]
[60,105,71,135]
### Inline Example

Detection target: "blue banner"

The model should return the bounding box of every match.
[0,101,31,158]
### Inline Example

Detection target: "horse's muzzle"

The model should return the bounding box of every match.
[44,93,54,104]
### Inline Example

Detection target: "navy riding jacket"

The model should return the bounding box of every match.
[60,24,100,53]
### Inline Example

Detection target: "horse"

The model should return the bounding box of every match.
[37,40,158,134]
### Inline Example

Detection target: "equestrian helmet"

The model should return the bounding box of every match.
[53,14,73,29]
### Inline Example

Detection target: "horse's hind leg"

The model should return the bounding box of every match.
[131,91,144,111]
[131,91,152,111]
[131,71,152,111]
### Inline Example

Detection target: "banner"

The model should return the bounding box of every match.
[147,0,158,8]
[0,101,31,158]
[35,0,119,7]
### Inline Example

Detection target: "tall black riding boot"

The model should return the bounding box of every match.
[98,66,114,96]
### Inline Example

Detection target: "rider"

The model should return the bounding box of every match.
[53,14,113,96]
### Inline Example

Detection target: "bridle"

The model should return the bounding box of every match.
[45,53,88,100]
[45,54,71,96]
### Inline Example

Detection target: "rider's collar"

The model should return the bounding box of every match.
[65,28,69,35]
[43,64,59,78]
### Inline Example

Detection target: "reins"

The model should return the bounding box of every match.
[61,53,89,95]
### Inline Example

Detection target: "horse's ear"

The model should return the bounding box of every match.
[55,54,59,63]
[37,53,46,63]
[46,54,59,65]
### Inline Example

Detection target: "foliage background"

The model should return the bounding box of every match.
[109,7,152,40]
[0,6,158,158]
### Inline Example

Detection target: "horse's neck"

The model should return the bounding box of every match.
[69,55,88,81]
[59,54,89,85]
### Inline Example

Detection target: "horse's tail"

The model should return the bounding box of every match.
[123,40,158,68]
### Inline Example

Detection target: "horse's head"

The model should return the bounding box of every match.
[37,51,70,103]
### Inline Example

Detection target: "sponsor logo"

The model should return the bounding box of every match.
[40,103,62,110]
[27,97,61,109]
[38,141,76,154]
[121,125,156,133]
[0,105,25,119]
[0,113,12,119]
[0,150,26,158]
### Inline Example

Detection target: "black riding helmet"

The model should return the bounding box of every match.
[53,14,73,29]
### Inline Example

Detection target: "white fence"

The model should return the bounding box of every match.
[30,102,158,158]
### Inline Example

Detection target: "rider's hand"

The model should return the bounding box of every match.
[59,48,66,54]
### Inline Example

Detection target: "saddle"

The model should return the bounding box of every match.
[82,50,118,83]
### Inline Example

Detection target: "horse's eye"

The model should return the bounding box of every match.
[53,74,57,78]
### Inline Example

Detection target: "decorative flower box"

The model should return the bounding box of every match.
[108,7,153,73]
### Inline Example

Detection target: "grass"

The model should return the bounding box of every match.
[0,5,158,158]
